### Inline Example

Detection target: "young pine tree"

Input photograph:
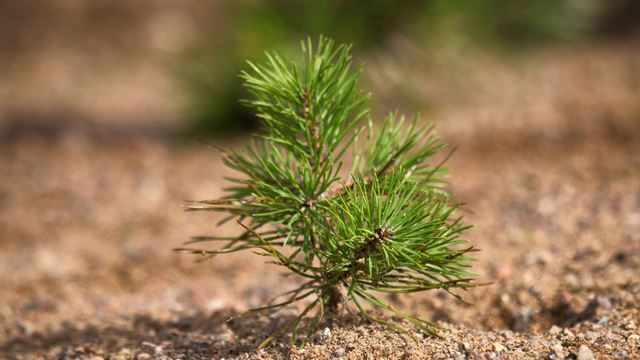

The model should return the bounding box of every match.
[178,37,479,348]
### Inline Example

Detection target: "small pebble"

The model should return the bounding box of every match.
[331,347,345,358]
[513,308,533,331]
[206,298,225,312]
[549,325,562,335]
[112,349,132,360]
[597,296,612,309]
[611,349,628,357]
[577,345,595,360]
[548,344,564,359]
[321,327,332,339]
[493,342,506,352]
[214,332,230,343]
[268,311,282,319]
[141,341,163,355]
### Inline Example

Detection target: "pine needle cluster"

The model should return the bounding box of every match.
[178,37,478,348]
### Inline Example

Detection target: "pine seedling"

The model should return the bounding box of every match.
[178,36,479,348]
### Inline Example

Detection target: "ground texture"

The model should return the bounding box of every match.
[1,42,640,359]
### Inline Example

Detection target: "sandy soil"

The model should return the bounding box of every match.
[1,42,640,359]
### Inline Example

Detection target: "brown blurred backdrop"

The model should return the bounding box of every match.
[1,0,638,139]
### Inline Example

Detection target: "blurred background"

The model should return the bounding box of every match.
[1,1,640,358]
[1,0,639,137]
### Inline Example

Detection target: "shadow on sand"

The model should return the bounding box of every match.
[1,309,300,359]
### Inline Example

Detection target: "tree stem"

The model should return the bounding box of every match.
[324,286,342,313]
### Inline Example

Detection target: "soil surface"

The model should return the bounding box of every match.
[1,42,640,359]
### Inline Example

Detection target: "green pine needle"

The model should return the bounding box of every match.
[179,36,480,348]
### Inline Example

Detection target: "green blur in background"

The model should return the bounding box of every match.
[176,0,639,136]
